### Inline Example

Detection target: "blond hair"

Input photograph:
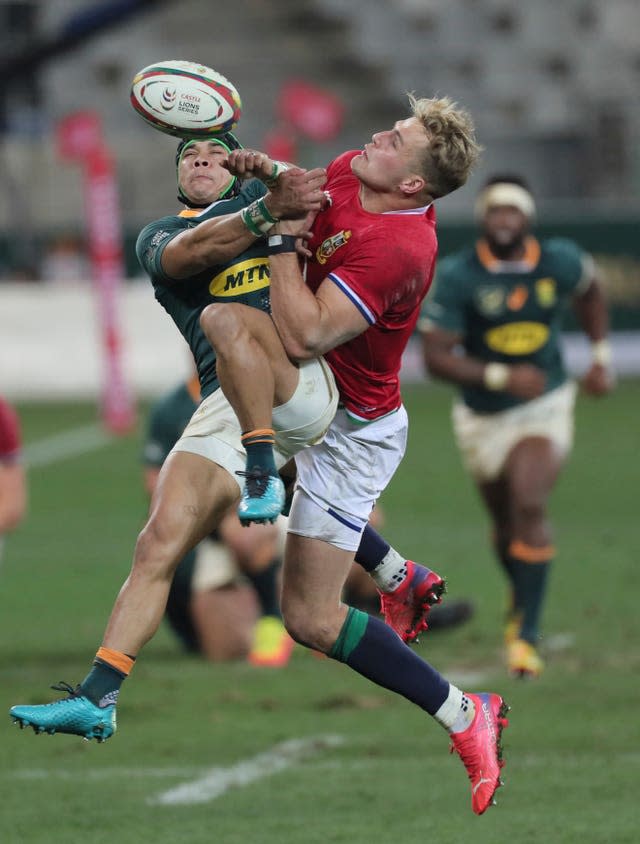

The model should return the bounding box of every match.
[408,94,481,199]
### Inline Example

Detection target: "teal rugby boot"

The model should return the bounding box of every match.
[10,682,116,742]
[236,468,285,525]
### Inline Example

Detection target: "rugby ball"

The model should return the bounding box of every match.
[130,60,242,139]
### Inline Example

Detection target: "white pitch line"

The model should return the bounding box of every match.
[544,632,576,652]
[445,669,489,688]
[12,766,204,781]
[149,735,345,806]
[24,423,114,468]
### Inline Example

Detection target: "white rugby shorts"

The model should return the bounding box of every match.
[452,379,577,482]
[191,537,239,592]
[288,405,409,551]
[191,515,288,592]
[171,357,338,490]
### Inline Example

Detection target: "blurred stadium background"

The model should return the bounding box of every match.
[1,5,639,843]
[0,0,638,400]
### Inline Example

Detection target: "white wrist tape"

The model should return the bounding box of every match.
[483,362,510,391]
[265,161,291,187]
[591,339,612,368]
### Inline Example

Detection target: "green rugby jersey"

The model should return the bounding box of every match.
[423,237,592,413]
[136,179,270,399]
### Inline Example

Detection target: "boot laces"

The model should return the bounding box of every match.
[236,467,272,499]
[50,681,82,699]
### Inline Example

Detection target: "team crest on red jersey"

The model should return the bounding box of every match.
[316,230,351,265]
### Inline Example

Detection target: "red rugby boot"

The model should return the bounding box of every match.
[449,692,510,815]
[379,561,446,643]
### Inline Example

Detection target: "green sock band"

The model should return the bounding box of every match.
[329,607,369,663]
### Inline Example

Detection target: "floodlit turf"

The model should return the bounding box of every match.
[2,382,639,843]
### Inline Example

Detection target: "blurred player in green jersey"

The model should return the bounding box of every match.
[421,174,614,677]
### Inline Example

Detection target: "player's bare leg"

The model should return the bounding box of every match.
[479,435,561,671]
[9,452,240,741]
[102,452,240,653]
[478,476,519,638]
[501,436,562,677]
[280,529,508,815]
[200,303,299,525]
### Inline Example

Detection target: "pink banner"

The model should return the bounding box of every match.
[56,111,103,161]
[277,80,344,142]
[83,147,136,433]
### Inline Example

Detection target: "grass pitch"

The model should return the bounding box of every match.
[1,381,638,843]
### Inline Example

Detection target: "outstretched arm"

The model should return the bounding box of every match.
[422,325,546,400]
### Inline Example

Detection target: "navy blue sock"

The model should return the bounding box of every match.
[331,609,450,715]
[354,523,390,572]
[241,429,278,476]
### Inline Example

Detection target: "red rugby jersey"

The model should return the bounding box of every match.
[305,151,438,421]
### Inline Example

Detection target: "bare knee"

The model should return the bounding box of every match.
[511,498,552,546]
[200,303,245,348]
[513,498,546,528]
[133,519,185,583]
[281,597,344,653]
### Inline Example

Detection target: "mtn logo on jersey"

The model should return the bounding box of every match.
[485,321,549,355]
[209,258,270,297]
[316,230,351,265]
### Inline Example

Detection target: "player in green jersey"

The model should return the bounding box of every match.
[10,131,450,743]
[421,174,614,677]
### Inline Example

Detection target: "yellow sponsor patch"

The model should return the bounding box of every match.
[209,258,270,297]
[485,321,549,355]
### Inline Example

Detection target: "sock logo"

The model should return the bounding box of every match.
[99,690,119,708]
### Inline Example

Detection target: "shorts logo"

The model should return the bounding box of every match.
[535,277,557,307]
[316,230,351,265]
[475,285,506,316]
[507,285,529,311]
[209,258,270,297]
[485,321,549,355]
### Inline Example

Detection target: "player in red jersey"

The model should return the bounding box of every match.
[0,396,27,565]
[200,95,510,814]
